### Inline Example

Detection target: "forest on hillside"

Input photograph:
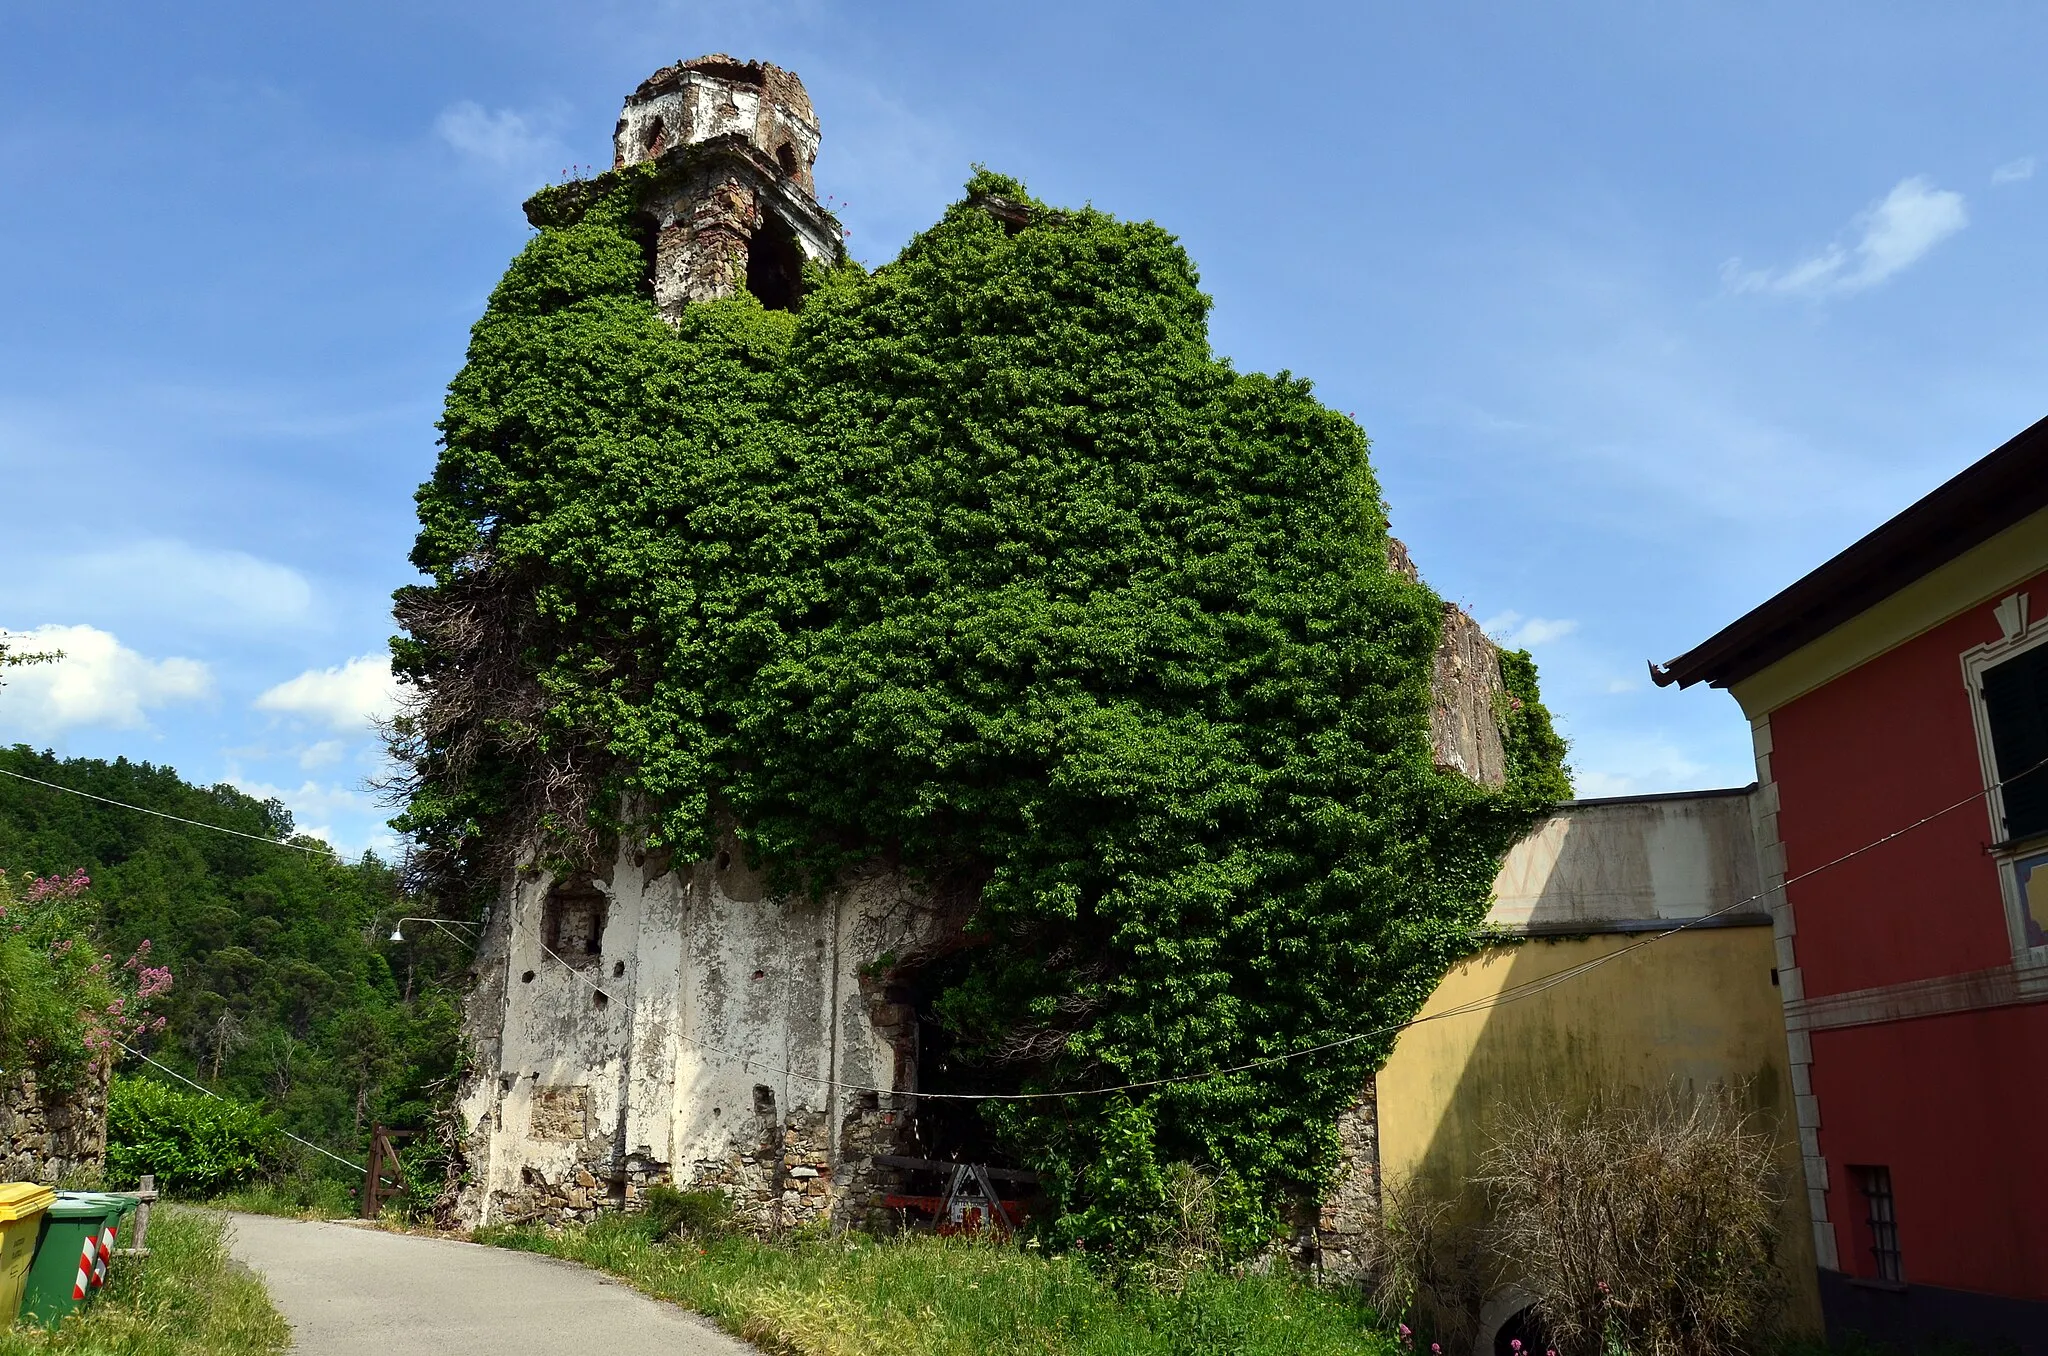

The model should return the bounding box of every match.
[0,745,464,1165]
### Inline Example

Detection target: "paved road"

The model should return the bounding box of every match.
[226,1213,756,1356]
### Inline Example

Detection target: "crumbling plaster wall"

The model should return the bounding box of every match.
[457,835,953,1230]
[613,56,821,193]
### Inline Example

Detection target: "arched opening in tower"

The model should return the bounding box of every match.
[745,209,805,311]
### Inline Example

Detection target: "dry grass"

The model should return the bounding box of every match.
[1479,1084,1785,1356]
[0,1208,289,1356]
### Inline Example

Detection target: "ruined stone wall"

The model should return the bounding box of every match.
[455,836,954,1231]
[0,1070,107,1186]
[1312,1081,1382,1279]
[1387,537,1509,788]
[614,55,821,193]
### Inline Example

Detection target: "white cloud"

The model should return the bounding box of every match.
[254,654,399,731]
[298,739,347,770]
[1481,611,1580,648]
[1722,176,1967,298]
[435,101,563,177]
[0,624,211,733]
[1567,736,1713,799]
[1993,156,2036,186]
[11,539,313,634]
[225,776,395,859]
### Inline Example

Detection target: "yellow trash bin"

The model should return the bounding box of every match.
[0,1183,57,1325]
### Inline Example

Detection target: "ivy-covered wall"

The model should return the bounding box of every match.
[398,161,1570,1252]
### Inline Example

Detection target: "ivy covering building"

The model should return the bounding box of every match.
[395,55,1568,1251]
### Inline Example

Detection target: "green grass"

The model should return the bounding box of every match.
[206,1176,355,1221]
[0,1208,289,1355]
[478,1215,1401,1356]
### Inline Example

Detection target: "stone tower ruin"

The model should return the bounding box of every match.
[593,54,844,317]
[456,57,1518,1237]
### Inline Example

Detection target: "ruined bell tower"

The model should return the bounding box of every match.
[598,55,844,317]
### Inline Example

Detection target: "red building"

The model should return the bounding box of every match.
[1654,415,2048,1349]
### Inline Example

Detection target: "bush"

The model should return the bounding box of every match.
[1480,1084,1784,1356]
[639,1184,734,1242]
[106,1075,280,1196]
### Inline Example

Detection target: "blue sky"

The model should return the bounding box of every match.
[1,1,2042,856]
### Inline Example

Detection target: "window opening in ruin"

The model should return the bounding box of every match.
[893,953,1025,1169]
[631,213,664,299]
[641,119,666,158]
[744,209,804,311]
[543,876,608,965]
[752,1084,776,1115]
[775,142,800,176]
[689,58,765,87]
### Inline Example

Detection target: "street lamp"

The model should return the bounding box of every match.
[388,917,481,944]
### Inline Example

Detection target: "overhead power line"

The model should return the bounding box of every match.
[113,1040,365,1174]
[0,766,336,857]
[526,752,2045,1104]
[20,735,2036,1106]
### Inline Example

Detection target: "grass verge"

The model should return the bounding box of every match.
[479,1216,1400,1356]
[206,1178,354,1221]
[0,1207,289,1355]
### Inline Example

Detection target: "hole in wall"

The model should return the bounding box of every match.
[592,990,610,1009]
[543,875,608,965]
[711,1106,722,1118]
[775,141,799,176]
[752,969,766,981]
[744,209,804,311]
[715,850,732,871]
[753,1084,776,1116]
[641,119,666,157]
[521,970,535,984]
[613,961,626,978]
[1494,1305,1554,1356]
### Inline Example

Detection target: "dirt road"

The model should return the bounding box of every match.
[226,1213,755,1356]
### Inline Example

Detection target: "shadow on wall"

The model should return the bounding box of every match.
[1492,789,1763,933]
[1373,925,1822,1351]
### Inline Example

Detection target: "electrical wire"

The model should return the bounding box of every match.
[0,767,335,857]
[523,751,2048,1103]
[112,1040,365,1173]
[18,729,2037,1106]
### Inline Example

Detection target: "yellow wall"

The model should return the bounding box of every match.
[1376,927,1823,1333]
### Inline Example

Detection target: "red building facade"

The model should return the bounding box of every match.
[1655,416,2048,1348]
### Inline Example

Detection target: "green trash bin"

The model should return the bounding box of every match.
[19,1194,120,1328]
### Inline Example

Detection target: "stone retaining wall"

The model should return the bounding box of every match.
[0,1069,108,1185]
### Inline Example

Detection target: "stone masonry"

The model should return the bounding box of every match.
[460,59,1521,1244]
[1,1070,107,1186]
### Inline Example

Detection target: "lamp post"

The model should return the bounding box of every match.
[387,917,481,944]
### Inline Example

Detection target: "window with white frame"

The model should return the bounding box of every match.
[1961,589,2048,959]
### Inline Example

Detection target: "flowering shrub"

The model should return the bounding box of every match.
[0,867,172,1089]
